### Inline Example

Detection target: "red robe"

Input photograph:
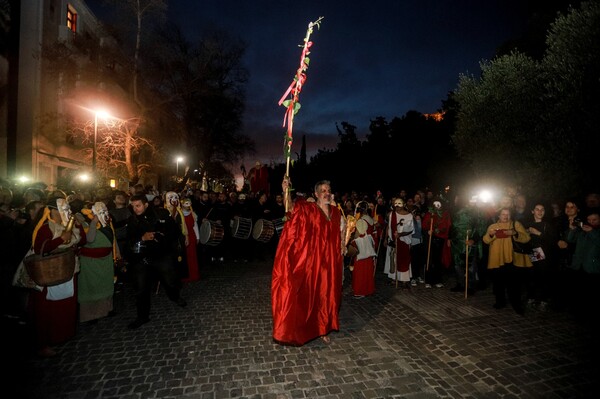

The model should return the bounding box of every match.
[249,165,269,195]
[183,212,200,282]
[422,210,452,268]
[29,222,85,350]
[271,200,343,345]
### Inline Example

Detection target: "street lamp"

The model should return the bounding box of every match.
[92,109,110,173]
[176,156,184,176]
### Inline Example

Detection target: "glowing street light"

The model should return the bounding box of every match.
[176,156,184,176]
[92,109,111,172]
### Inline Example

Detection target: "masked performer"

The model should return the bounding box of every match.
[165,191,188,278]
[27,197,84,357]
[78,202,119,323]
[180,198,200,282]
[383,198,414,288]
[350,219,377,297]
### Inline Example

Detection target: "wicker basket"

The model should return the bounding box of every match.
[24,242,76,286]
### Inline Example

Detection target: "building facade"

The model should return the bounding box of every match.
[1,0,125,187]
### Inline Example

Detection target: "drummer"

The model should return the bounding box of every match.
[203,191,231,264]
[230,193,253,263]
[251,191,275,261]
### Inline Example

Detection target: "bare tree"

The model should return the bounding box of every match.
[66,115,160,182]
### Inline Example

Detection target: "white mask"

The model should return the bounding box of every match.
[166,191,179,209]
[56,198,72,226]
[92,202,110,227]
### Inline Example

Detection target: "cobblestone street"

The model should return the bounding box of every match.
[6,258,598,398]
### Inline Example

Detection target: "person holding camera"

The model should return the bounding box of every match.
[125,194,187,330]
[483,207,532,315]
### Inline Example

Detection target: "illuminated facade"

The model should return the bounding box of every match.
[0,1,122,186]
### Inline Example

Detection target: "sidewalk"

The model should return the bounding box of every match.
[6,259,598,398]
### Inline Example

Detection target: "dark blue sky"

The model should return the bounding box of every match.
[169,1,529,164]
[96,1,530,164]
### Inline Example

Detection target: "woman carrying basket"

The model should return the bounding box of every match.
[28,197,84,357]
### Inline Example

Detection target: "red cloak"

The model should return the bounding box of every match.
[271,199,343,345]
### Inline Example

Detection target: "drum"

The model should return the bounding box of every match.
[199,220,224,246]
[231,216,252,239]
[272,218,286,237]
[252,219,274,243]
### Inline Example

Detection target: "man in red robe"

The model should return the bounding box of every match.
[271,177,343,345]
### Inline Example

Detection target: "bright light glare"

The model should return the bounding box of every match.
[176,156,184,163]
[18,176,30,183]
[479,190,493,203]
[95,109,110,119]
[78,173,90,182]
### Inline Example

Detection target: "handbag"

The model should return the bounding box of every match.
[511,223,533,255]
[23,241,76,286]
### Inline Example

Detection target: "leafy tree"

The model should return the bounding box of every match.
[452,1,599,198]
[542,0,600,193]
[453,52,550,194]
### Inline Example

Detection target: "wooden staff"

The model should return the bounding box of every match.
[425,216,434,271]
[374,211,385,278]
[279,17,324,212]
[465,229,471,299]
[394,241,399,289]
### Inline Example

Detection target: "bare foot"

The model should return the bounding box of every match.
[320,335,331,344]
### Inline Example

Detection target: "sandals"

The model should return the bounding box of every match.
[320,335,331,344]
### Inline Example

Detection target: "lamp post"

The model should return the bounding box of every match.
[176,156,184,176]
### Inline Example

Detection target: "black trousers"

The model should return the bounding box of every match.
[490,264,523,310]
[129,254,181,319]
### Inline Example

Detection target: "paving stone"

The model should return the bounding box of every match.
[6,259,599,398]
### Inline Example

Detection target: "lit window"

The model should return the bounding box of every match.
[67,5,77,33]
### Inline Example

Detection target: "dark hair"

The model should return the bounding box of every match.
[529,200,548,211]
[564,198,581,210]
[113,190,127,199]
[46,196,64,210]
[130,194,148,204]
[69,199,85,214]
[24,200,44,213]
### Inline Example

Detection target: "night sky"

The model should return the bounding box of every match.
[93,1,531,164]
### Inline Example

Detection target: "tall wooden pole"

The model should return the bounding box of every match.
[279,17,323,212]
[425,217,434,271]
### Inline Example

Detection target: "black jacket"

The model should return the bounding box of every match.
[126,206,181,260]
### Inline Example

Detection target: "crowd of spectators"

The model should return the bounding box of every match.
[1,178,598,355]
